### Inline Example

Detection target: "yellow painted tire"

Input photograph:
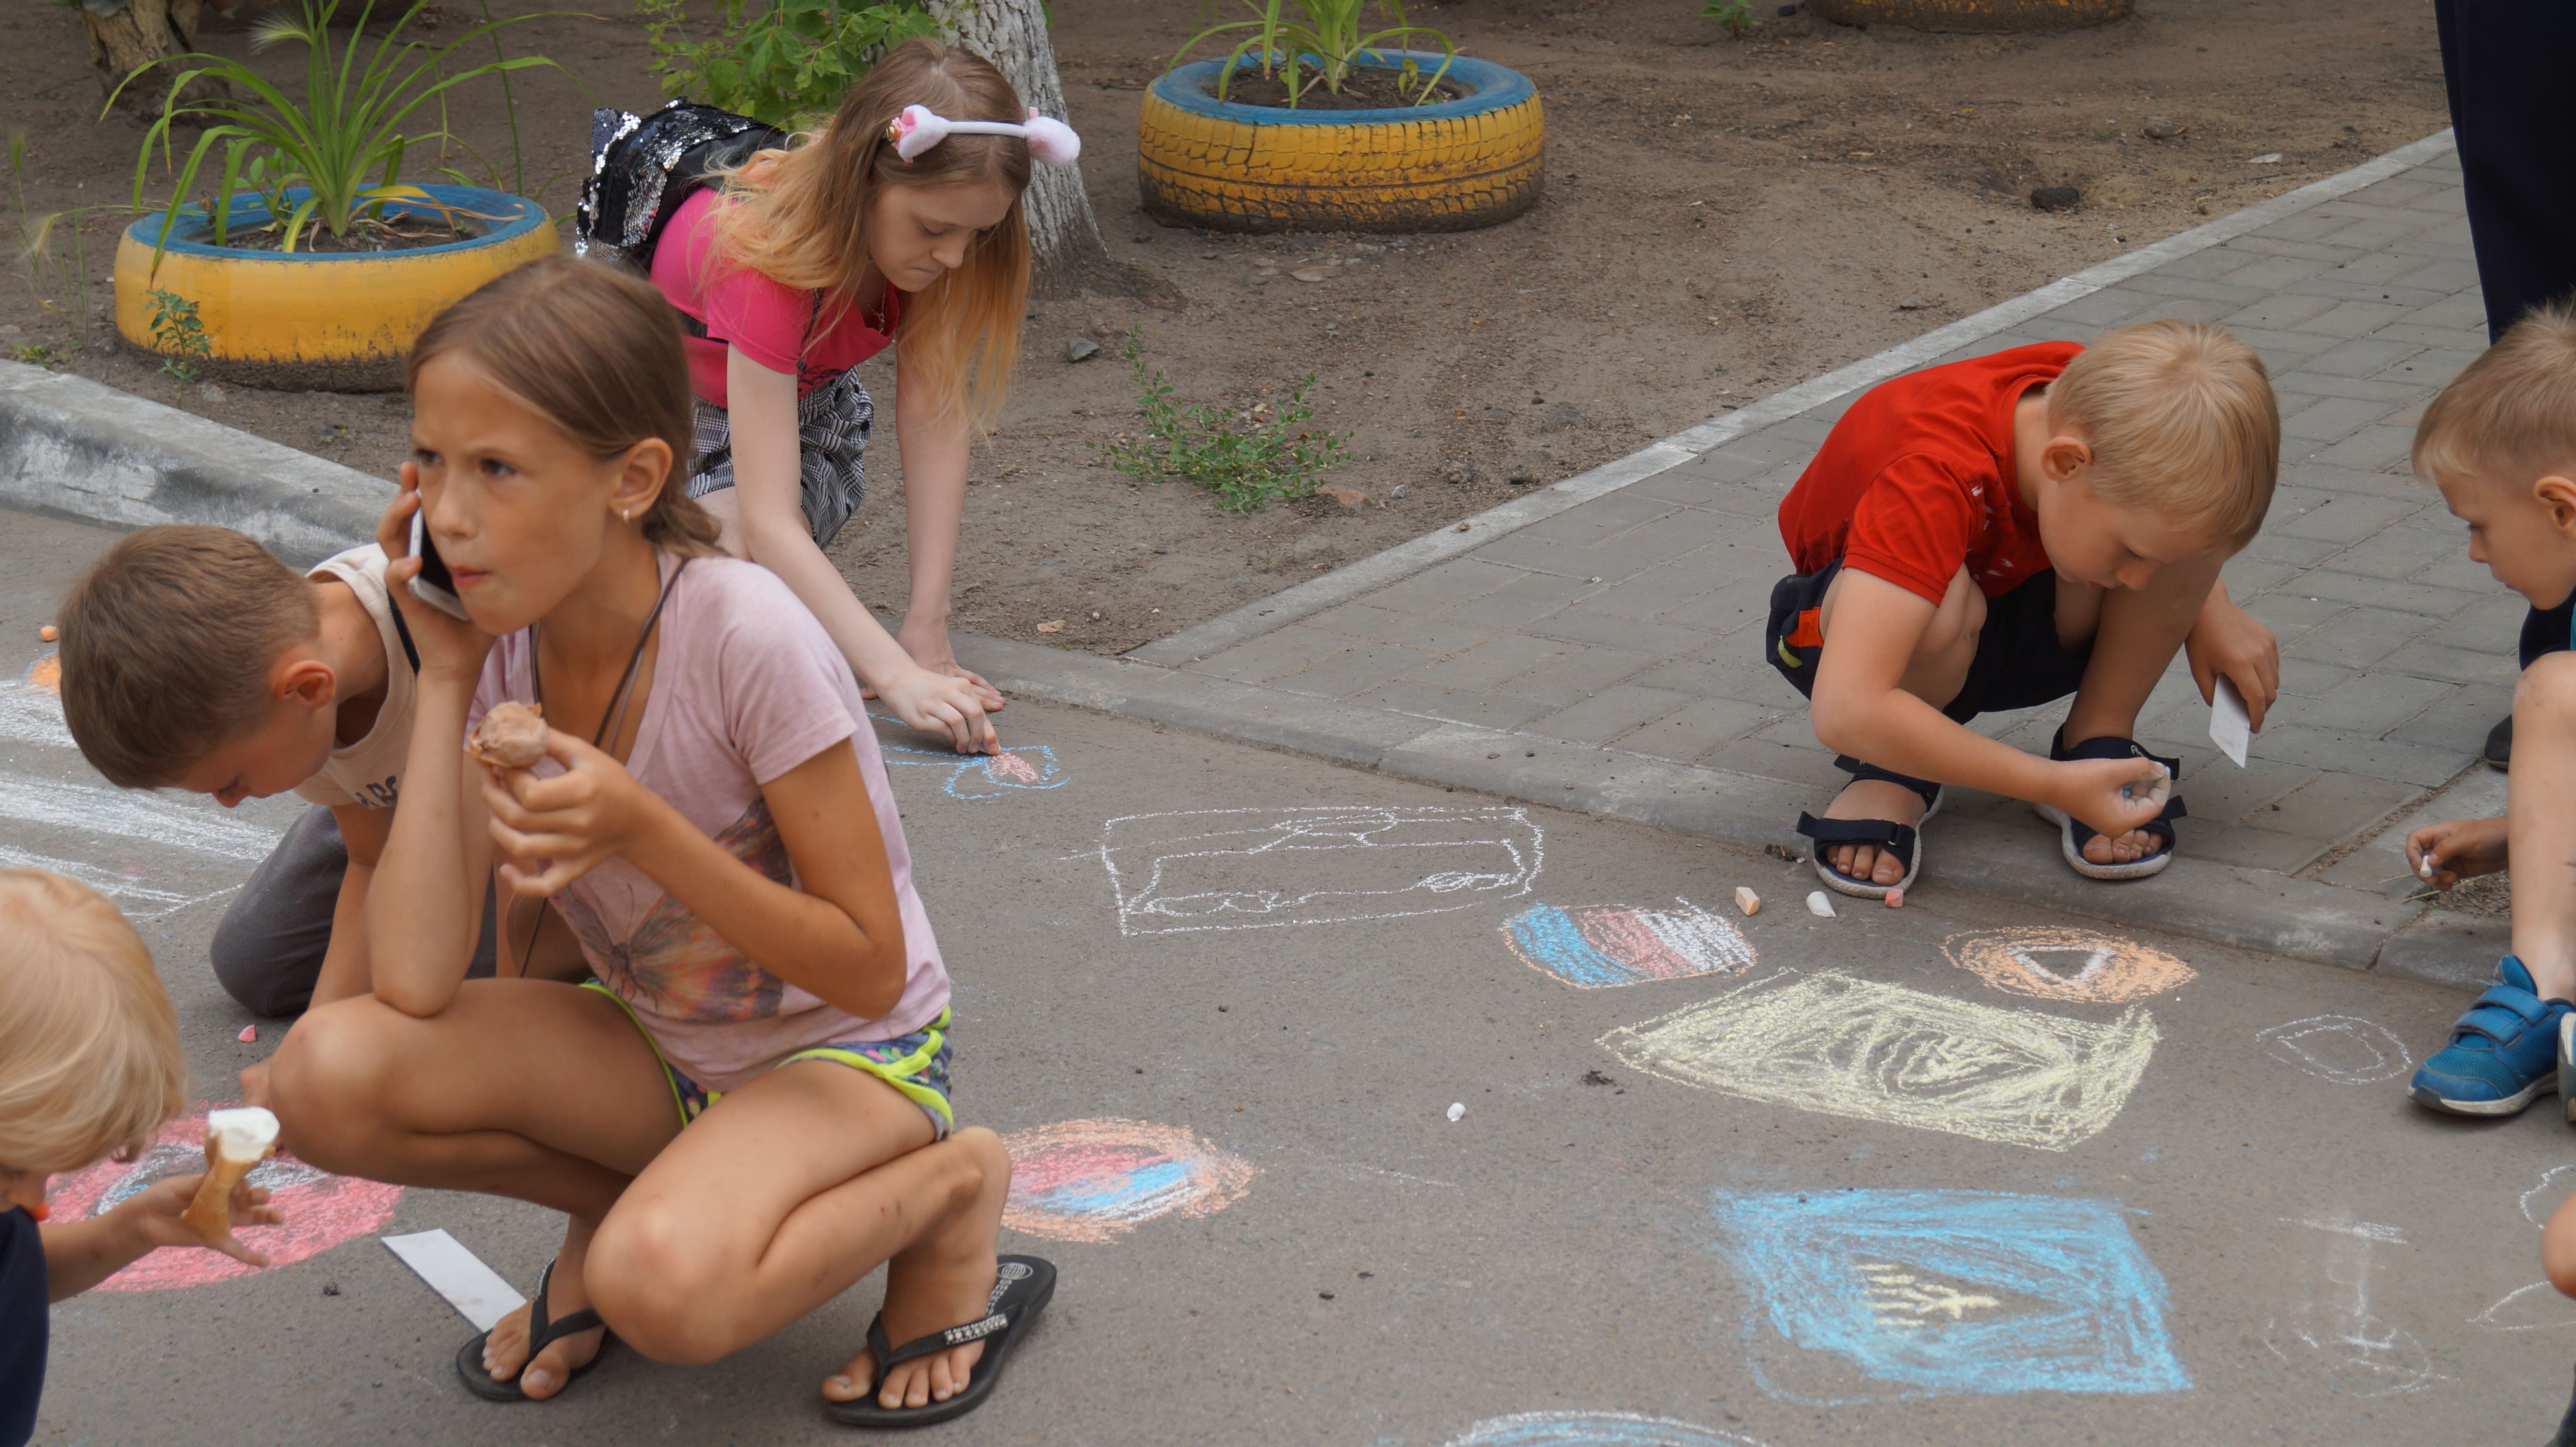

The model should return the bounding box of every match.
[115,184,557,392]
[1139,52,1543,234]
[1805,0,2131,30]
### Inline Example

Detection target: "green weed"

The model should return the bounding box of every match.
[1091,329,1350,514]
[147,288,212,402]
[1702,0,1760,35]
[8,128,97,340]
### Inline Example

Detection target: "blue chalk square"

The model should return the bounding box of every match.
[1709,1189,2190,1402]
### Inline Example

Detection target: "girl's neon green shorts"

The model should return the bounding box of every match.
[582,980,953,1137]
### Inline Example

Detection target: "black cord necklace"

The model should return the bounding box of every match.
[531,553,692,754]
[508,552,692,977]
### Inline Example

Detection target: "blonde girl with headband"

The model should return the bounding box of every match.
[267,259,1050,1424]
[582,38,1081,755]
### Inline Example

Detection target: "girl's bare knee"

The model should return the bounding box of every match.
[2518,651,2576,719]
[266,1001,403,1165]
[589,1206,738,1363]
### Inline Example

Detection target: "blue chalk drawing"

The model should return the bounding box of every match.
[1709,1189,2189,1403]
[1441,1411,1769,1447]
[879,743,1069,800]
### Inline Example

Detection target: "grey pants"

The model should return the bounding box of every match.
[209,806,496,1017]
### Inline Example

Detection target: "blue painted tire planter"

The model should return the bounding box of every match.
[1137,51,1545,233]
[113,183,557,392]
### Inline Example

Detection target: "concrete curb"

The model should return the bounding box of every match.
[0,362,393,567]
[1133,129,2461,668]
[962,633,2437,974]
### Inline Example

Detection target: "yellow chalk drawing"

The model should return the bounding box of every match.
[1941,927,2196,1004]
[1856,1262,2003,1329]
[1597,972,2160,1152]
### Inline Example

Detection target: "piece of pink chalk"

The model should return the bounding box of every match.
[237,1024,257,1043]
[1883,887,1906,909]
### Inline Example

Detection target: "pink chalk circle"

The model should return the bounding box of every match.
[47,1102,403,1291]
[1000,1118,1257,1245]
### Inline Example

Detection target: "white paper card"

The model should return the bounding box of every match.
[2210,676,2252,767]
[382,1229,524,1331]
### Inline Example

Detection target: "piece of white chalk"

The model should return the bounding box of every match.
[2418,856,2436,881]
[1884,886,1906,909]
[382,1229,525,1331]
[1805,890,1836,918]
[1734,886,1762,916]
[1446,1102,1466,1122]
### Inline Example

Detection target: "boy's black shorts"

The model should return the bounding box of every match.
[1763,558,2093,724]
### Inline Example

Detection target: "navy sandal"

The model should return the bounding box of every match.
[2032,732,2186,881]
[455,1259,612,1402]
[1796,755,1945,901]
[824,1255,1056,1429]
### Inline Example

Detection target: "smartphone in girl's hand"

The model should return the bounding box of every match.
[407,511,471,621]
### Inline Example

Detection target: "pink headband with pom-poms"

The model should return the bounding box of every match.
[886,105,1081,165]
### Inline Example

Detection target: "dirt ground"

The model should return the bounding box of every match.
[4,0,2449,655]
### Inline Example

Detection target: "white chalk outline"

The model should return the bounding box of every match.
[2254,1015,2415,1086]
[2520,1165,2576,1228]
[1096,804,1542,936]
[2263,1214,2444,1396]
[0,844,235,920]
[0,677,74,750]
[0,770,280,862]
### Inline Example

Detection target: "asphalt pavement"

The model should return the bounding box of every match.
[8,505,2573,1447]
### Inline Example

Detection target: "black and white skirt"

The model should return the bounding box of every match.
[686,367,873,549]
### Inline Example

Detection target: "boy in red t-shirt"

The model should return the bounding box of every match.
[1764,320,2284,897]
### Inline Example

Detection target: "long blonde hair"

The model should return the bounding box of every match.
[707,38,1032,430]
[0,870,185,1175]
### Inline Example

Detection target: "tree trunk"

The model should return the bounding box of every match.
[931,0,1164,300]
[82,0,226,112]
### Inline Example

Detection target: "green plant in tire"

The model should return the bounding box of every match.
[1093,330,1351,514]
[1169,0,1458,108]
[107,0,565,264]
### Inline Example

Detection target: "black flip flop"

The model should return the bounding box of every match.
[1796,755,1944,900]
[455,1260,613,1402]
[2031,732,2186,881]
[824,1255,1056,1429]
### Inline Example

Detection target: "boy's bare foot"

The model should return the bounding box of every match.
[1820,777,1931,885]
[482,1224,607,1401]
[2076,824,2165,867]
[822,1127,1013,1412]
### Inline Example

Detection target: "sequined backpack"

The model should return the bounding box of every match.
[574,100,787,272]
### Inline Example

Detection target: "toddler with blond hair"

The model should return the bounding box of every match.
[1765,319,2284,897]
[0,869,282,1447]
[2395,304,2576,1119]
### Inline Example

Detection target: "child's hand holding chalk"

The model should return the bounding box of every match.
[2406,815,2509,890]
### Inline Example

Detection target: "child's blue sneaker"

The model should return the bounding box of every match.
[2410,956,2571,1116]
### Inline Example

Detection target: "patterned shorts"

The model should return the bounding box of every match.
[685,366,873,549]
[582,981,952,1138]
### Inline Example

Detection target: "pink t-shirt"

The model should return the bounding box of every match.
[649,188,900,406]
[468,555,949,1093]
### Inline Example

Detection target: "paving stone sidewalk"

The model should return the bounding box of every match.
[1124,140,2504,915]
